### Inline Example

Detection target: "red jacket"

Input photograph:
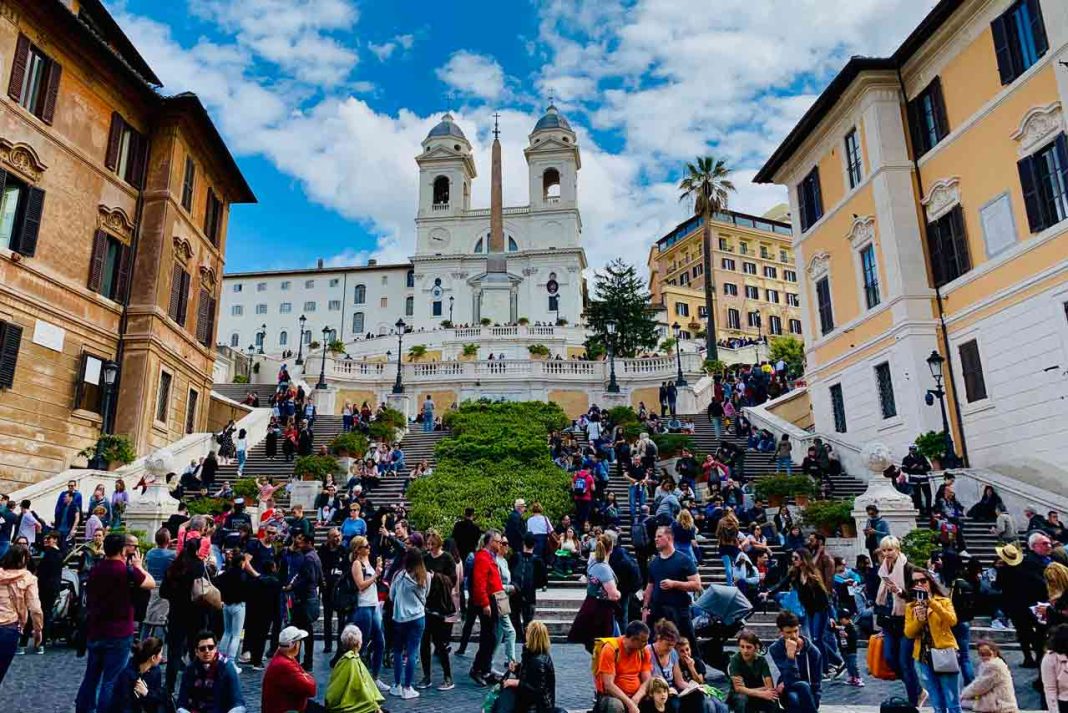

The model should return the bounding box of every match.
[262,650,317,713]
[572,470,594,502]
[471,548,504,609]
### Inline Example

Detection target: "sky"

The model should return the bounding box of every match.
[105,0,940,276]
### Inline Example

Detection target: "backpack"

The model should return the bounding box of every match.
[332,571,360,615]
[572,474,589,496]
[591,637,646,690]
[950,578,976,623]
[511,554,533,599]
[612,549,641,595]
[630,519,650,551]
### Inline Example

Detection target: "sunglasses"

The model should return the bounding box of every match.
[911,578,928,584]
[197,644,216,652]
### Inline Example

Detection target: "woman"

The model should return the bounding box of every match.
[419,530,457,690]
[526,502,553,561]
[1043,625,1068,713]
[967,486,1004,523]
[904,566,961,713]
[727,629,776,713]
[567,534,621,651]
[160,537,212,692]
[200,451,219,491]
[257,477,280,509]
[342,402,354,435]
[282,422,298,462]
[673,509,699,565]
[341,504,368,550]
[350,537,387,690]
[716,510,741,586]
[216,549,259,669]
[499,620,565,713]
[88,484,112,528]
[645,618,706,713]
[86,504,109,542]
[326,624,387,712]
[875,536,920,706]
[110,479,129,530]
[264,417,280,460]
[0,546,42,686]
[1045,564,1068,629]
[218,419,237,464]
[768,550,832,665]
[388,547,430,699]
[106,637,164,713]
[960,640,1018,712]
[555,528,579,576]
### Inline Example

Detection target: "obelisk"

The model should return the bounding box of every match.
[479,112,512,323]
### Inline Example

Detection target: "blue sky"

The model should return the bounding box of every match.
[108,0,938,274]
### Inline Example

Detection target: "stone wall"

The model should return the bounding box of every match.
[206,393,252,433]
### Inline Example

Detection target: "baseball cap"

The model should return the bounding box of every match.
[278,626,309,646]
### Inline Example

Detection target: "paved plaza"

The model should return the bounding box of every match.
[0,640,1045,712]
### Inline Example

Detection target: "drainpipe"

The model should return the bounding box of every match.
[896,68,970,467]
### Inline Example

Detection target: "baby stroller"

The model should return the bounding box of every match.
[692,584,753,673]
[48,564,83,646]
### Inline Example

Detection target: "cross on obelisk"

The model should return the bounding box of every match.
[492,112,501,139]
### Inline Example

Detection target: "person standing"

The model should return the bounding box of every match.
[0,545,42,686]
[902,444,933,517]
[76,534,156,713]
[216,549,257,669]
[642,525,701,652]
[286,533,322,672]
[420,531,457,691]
[666,380,678,417]
[875,536,921,706]
[36,532,63,649]
[470,530,505,687]
[388,547,430,700]
[140,528,176,643]
[774,435,793,476]
[349,536,387,690]
[505,499,528,554]
[422,394,435,433]
[262,626,318,713]
[707,398,725,441]
[904,567,962,713]
[319,528,347,655]
[54,481,83,552]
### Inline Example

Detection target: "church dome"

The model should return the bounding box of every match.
[426,113,467,140]
[533,104,572,132]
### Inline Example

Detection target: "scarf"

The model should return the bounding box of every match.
[188,657,219,713]
[877,552,908,616]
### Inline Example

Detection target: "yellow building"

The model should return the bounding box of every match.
[647,209,803,343]
[755,0,1068,474]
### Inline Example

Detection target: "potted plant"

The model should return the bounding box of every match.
[329,432,369,458]
[528,343,550,360]
[915,430,947,470]
[308,340,320,351]
[556,318,568,326]
[460,343,479,361]
[703,359,727,376]
[480,317,492,326]
[328,339,346,354]
[660,337,677,355]
[754,475,816,508]
[800,498,856,537]
[293,454,340,482]
[232,478,261,502]
[440,319,453,328]
[78,434,136,470]
[408,344,428,362]
[232,374,249,384]
[518,317,530,326]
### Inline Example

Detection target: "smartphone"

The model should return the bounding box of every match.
[914,589,928,602]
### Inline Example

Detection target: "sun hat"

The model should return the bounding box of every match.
[994,543,1024,566]
[278,626,309,646]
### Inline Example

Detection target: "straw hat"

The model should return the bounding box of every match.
[995,543,1024,566]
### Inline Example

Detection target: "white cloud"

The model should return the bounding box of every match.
[436,50,506,101]
[368,41,396,61]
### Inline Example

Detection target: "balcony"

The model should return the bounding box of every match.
[431,203,450,212]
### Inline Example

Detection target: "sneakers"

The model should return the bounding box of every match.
[401,687,420,700]
[239,652,251,663]
[15,647,25,656]
[469,671,488,688]
[830,662,847,679]
[375,678,391,692]
[847,677,865,687]
[437,678,455,691]
[990,620,1009,630]
[415,677,433,690]
[389,685,403,697]
[35,645,44,655]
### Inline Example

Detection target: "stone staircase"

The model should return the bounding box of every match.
[210,381,280,404]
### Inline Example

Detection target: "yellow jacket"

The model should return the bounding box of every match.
[904,595,958,660]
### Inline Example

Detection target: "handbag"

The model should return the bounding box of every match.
[921,625,959,674]
[191,575,223,610]
[493,589,511,616]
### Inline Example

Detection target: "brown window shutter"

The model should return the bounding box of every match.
[178,270,191,326]
[87,230,107,292]
[168,264,183,321]
[204,189,217,242]
[17,186,44,257]
[8,35,29,102]
[129,130,148,189]
[205,294,216,345]
[40,60,61,125]
[0,320,23,389]
[115,242,133,302]
[196,289,209,344]
[105,112,123,171]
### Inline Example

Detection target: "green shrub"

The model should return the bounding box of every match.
[377,407,407,430]
[186,498,224,516]
[623,423,647,441]
[527,343,550,357]
[232,477,260,501]
[901,529,940,565]
[108,526,152,554]
[328,339,346,354]
[754,475,816,500]
[914,431,947,460]
[480,317,492,326]
[703,359,727,375]
[462,343,479,357]
[800,498,855,530]
[659,337,677,355]
[408,345,428,361]
[607,406,638,426]
[518,317,529,325]
[233,374,249,384]
[440,320,453,329]
[556,318,568,326]
[330,431,369,457]
[294,454,340,482]
[650,433,694,458]
[78,434,137,466]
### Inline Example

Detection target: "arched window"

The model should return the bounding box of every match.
[508,237,519,252]
[230,333,240,347]
[433,176,450,205]
[279,330,288,346]
[543,168,561,200]
[474,238,484,253]
[352,312,364,334]
[432,300,442,317]
[255,331,265,349]
[406,269,414,288]
[354,284,366,304]
[303,330,311,345]
[405,295,414,316]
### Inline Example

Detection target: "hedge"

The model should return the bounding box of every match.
[408,401,572,533]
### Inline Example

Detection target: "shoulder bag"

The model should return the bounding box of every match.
[920,621,959,674]
[191,574,223,610]
[493,589,511,616]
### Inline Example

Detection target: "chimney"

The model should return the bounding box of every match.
[317,258,324,269]
[367,259,377,266]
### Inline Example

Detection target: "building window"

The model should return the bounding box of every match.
[784,270,797,282]
[780,250,790,263]
[829,384,847,433]
[9,36,60,124]
[352,312,364,333]
[786,293,799,307]
[698,305,708,318]
[304,279,314,289]
[380,297,388,308]
[330,278,340,287]
[816,277,834,335]
[168,266,191,327]
[692,263,704,277]
[255,304,267,315]
[747,311,761,328]
[1018,134,1068,234]
[105,113,147,188]
[328,300,341,311]
[675,303,690,317]
[433,175,450,205]
[718,237,730,251]
[405,296,414,316]
[380,275,389,285]
[745,285,760,299]
[721,258,736,271]
[768,316,782,335]
[281,281,291,290]
[860,243,881,309]
[303,301,316,312]
[185,389,198,434]
[992,0,1048,85]
[845,128,863,189]
[254,331,264,350]
[875,362,897,419]
[760,246,770,259]
[203,189,223,245]
[798,167,824,232]
[908,78,949,159]
[766,289,780,304]
[232,283,242,293]
[87,231,131,301]
[155,370,172,424]
[926,206,971,287]
[432,300,442,317]
[959,340,988,402]
[789,319,802,335]
[679,272,691,286]
[181,157,195,211]
[739,242,749,255]
[303,330,311,345]
[763,266,778,279]
[74,353,105,413]
[229,333,239,347]
[279,302,291,313]
[196,289,216,347]
[406,270,415,288]
[743,262,757,275]
[354,284,366,304]
[256,282,267,292]
[723,283,738,296]
[0,173,44,257]
[548,294,559,312]
[727,309,741,330]
[279,331,288,346]
[231,305,242,316]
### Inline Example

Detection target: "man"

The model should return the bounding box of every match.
[451,507,482,563]
[176,630,245,713]
[509,533,545,636]
[707,398,725,440]
[1018,532,1055,667]
[141,528,176,641]
[606,530,642,632]
[805,532,844,675]
[505,499,527,553]
[287,504,313,542]
[34,531,63,649]
[631,505,653,587]
[626,457,649,524]
[0,495,17,560]
[674,449,699,491]
[318,528,346,654]
[642,526,701,651]
[53,480,82,550]
[1024,506,1049,535]
[768,611,822,713]
[862,505,891,558]
[16,499,42,547]
[902,444,932,517]
[572,467,595,530]
[593,620,652,713]
[75,533,155,713]
[422,394,435,432]
[666,380,678,416]
[286,532,322,671]
[469,529,505,687]
[658,382,668,417]
[1047,511,1068,544]
[262,626,317,713]
[163,501,190,539]
[303,398,316,429]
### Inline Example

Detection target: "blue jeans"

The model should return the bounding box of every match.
[629,485,646,522]
[0,624,19,686]
[916,660,962,713]
[844,651,859,679]
[76,635,133,713]
[882,630,920,705]
[710,417,723,440]
[423,415,433,432]
[392,617,426,687]
[952,622,974,685]
[781,681,819,713]
[221,602,246,662]
[352,605,385,679]
[776,456,793,475]
[237,449,247,473]
[0,540,9,561]
[807,609,843,669]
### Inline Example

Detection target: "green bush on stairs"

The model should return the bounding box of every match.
[800,498,856,536]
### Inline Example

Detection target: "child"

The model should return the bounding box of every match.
[832,610,862,687]
[640,677,671,713]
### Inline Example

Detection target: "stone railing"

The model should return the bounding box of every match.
[462,206,531,218]
[431,203,450,212]
[947,467,1068,530]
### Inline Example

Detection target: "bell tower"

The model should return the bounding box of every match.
[416,113,476,219]
[525,104,580,211]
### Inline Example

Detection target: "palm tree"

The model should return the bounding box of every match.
[678,156,736,361]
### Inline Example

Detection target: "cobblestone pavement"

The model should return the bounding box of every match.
[0,641,1044,711]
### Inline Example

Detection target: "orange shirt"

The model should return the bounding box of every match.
[596,638,650,696]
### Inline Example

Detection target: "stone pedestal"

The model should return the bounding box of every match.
[852,442,917,560]
[125,449,178,537]
[289,480,320,513]
[600,392,629,409]
[387,393,411,421]
[311,386,338,415]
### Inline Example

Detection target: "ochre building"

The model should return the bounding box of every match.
[755,0,1068,474]
[0,0,254,489]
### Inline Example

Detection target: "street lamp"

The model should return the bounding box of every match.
[316,326,330,389]
[295,314,307,365]
[392,318,406,394]
[246,344,255,381]
[925,350,959,467]
[257,323,267,354]
[89,359,120,470]
[605,319,620,393]
[672,322,688,387]
[449,295,454,323]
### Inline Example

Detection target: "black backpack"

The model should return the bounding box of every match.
[612,549,641,595]
[332,572,360,615]
[511,554,533,599]
[880,696,918,713]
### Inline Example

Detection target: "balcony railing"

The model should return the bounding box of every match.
[431,203,450,212]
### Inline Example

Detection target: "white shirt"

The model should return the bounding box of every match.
[526,514,552,535]
[17,510,39,542]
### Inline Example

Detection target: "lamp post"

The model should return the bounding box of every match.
[392,318,406,394]
[316,326,330,389]
[246,345,255,381]
[672,322,688,387]
[89,360,120,470]
[257,323,266,354]
[449,296,454,324]
[605,319,620,393]
[925,350,959,468]
[295,314,307,365]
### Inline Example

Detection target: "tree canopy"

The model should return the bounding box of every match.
[769,336,805,377]
[584,258,660,359]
